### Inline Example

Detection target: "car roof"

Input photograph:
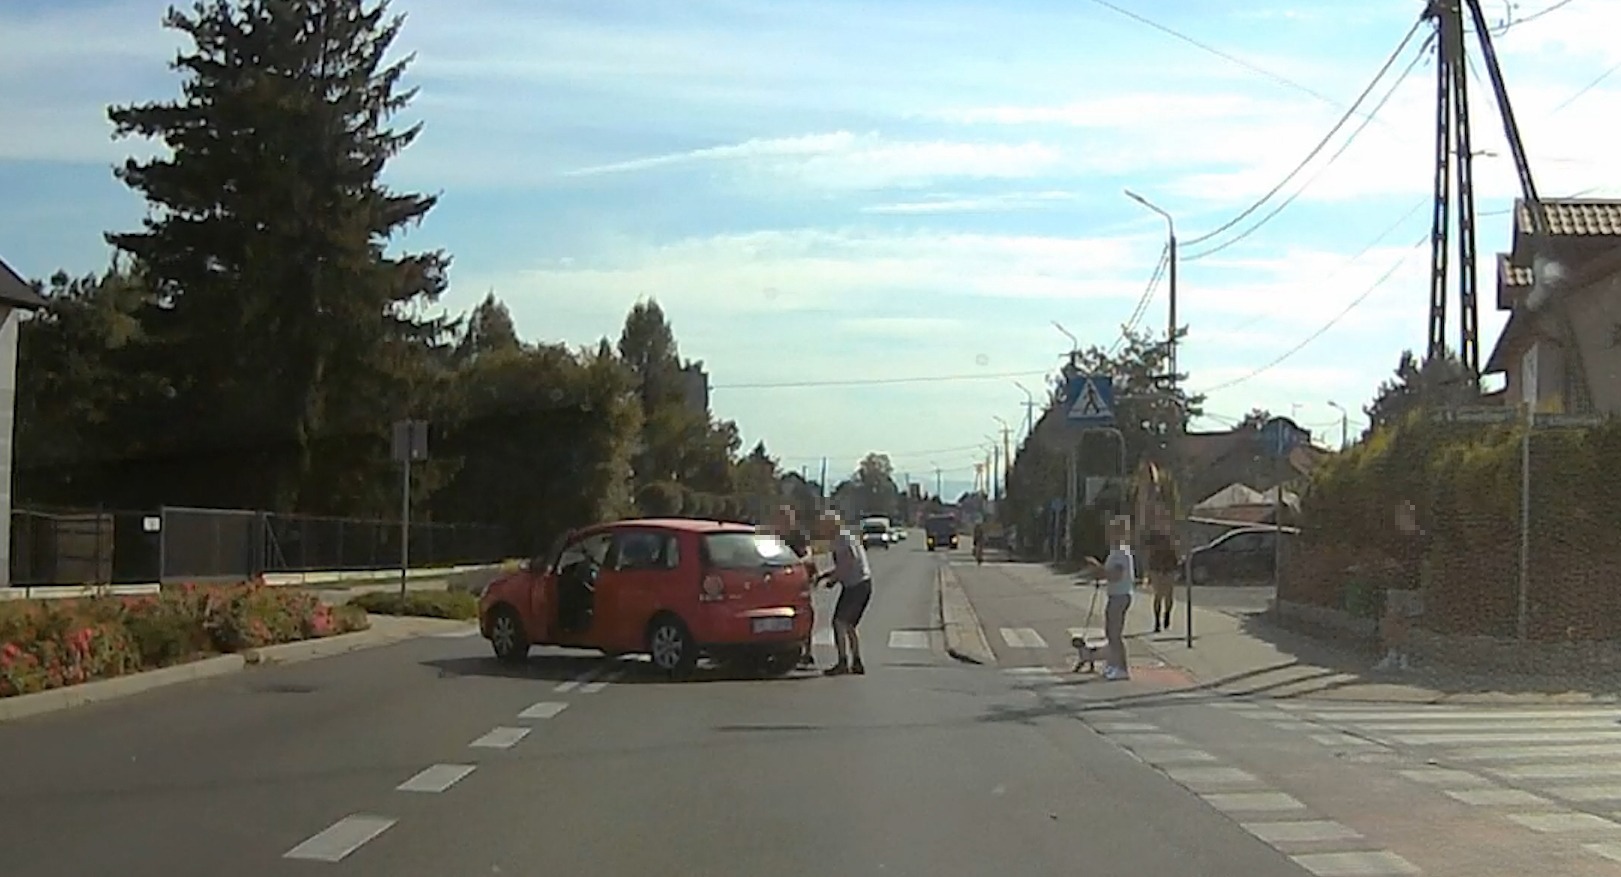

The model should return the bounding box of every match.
[587,517,755,536]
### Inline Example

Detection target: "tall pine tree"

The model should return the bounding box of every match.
[106,0,449,514]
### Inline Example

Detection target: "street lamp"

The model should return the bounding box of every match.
[1052,321,1079,361]
[1123,189,1179,388]
[1014,381,1036,438]
[1327,401,1349,450]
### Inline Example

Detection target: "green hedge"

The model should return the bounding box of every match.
[348,589,479,620]
[1288,410,1621,639]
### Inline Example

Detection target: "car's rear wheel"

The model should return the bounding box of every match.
[488,605,529,664]
[648,615,697,679]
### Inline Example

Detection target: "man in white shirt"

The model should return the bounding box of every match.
[815,511,872,676]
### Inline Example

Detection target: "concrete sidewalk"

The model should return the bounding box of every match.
[955,560,1621,705]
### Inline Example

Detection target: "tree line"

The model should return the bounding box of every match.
[12,0,804,557]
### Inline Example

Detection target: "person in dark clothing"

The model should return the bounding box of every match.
[1145,529,1179,632]
[768,505,819,667]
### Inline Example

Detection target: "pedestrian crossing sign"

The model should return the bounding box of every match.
[1064,375,1115,426]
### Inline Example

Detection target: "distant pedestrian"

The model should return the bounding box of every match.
[815,511,872,676]
[1146,528,1179,633]
[1085,515,1136,681]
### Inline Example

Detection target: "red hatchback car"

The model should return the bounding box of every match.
[478,518,813,677]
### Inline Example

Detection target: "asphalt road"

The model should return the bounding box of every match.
[1,537,1335,877]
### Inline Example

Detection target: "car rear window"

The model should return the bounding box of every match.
[703,532,797,569]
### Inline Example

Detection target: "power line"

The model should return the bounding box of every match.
[1550,57,1621,113]
[1194,236,1429,395]
[1108,242,1168,356]
[1183,32,1432,261]
[1500,0,1582,31]
[1181,16,1427,248]
[1083,0,1347,108]
[712,368,1049,390]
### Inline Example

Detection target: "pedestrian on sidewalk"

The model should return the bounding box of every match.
[1085,515,1136,681]
[1146,528,1179,633]
[815,511,872,676]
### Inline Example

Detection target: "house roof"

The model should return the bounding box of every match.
[1509,198,1621,266]
[0,257,47,311]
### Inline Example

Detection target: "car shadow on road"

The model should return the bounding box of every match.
[421,652,821,685]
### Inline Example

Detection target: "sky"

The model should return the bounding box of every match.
[4,0,1621,499]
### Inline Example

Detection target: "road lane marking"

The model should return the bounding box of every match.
[1398,767,1491,787]
[396,764,475,793]
[1508,812,1621,833]
[1391,730,1621,746]
[1093,722,1159,732]
[431,627,480,638]
[1289,850,1419,876]
[1241,820,1362,844]
[1496,762,1621,780]
[518,701,569,720]
[1135,749,1219,765]
[999,627,1047,648]
[581,670,623,694]
[1443,788,1550,806]
[469,727,530,749]
[283,815,397,862]
[888,630,929,649]
[554,664,609,692]
[1164,766,1262,791]
[1200,791,1307,813]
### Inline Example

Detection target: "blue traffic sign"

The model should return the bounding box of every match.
[1063,374,1115,426]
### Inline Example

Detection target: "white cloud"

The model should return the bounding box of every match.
[860,191,1081,214]
[561,132,1065,191]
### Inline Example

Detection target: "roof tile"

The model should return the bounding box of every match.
[1517,199,1621,237]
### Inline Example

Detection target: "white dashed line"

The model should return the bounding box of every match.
[581,671,623,694]
[1289,850,1419,876]
[1442,788,1550,807]
[396,764,476,793]
[1242,820,1362,844]
[1200,791,1308,813]
[469,727,530,749]
[554,664,608,693]
[999,627,1047,648]
[431,627,480,638]
[888,630,930,649]
[517,701,569,720]
[1508,812,1621,833]
[283,815,397,862]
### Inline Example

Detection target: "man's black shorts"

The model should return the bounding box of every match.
[833,579,872,626]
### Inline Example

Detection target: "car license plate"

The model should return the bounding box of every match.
[752,617,793,634]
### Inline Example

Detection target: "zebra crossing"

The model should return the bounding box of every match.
[1009,672,1422,876]
[1219,699,1621,866]
[810,627,934,650]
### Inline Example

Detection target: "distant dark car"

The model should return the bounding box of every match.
[924,514,958,552]
[1185,527,1290,584]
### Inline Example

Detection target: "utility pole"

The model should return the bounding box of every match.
[1328,401,1349,450]
[935,466,943,500]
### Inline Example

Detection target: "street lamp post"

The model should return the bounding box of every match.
[1327,401,1349,450]
[1124,189,1178,389]
[1014,381,1036,439]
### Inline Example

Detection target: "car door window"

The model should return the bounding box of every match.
[614,531,678,572]
[554,533,613,573]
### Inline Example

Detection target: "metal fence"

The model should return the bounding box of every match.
[11,505,507,586]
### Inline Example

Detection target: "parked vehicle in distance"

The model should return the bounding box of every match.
[924,513,958,551]
[478,518,812,678]
[859,516,892,549]
[1184,526,1293,584]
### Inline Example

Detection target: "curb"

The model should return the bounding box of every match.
[0,654,246,723]
[240,625,417,666]
[937,565,996,665]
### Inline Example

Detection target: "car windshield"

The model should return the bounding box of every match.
[703,532,796,569]
[861,521,887,533]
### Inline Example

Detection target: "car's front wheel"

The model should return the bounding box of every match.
[488,605,529,664]
[648,615,697,679]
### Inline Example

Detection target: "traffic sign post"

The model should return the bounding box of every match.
[1064,374,1116,428]
[392,419,429,611]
